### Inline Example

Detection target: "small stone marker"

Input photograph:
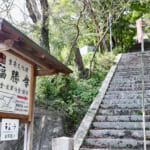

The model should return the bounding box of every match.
[1,118,19,141]
[52,137,73,150]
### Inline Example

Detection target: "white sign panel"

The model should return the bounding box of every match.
[1,119,19,141]
[0,51,31,115]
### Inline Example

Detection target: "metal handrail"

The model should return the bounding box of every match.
[141,52,147,150]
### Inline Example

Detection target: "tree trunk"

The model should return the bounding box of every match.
[87,1,102,53]
[112,36,116,48]
[40,0,50,53]
[25,0,41,23]
[25,0,50,53]
[74,47,85,78]
[102,38,108,52]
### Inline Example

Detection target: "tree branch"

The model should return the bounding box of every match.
[65,2,86,64]
[88,0,132,77]
[25,0,41,23]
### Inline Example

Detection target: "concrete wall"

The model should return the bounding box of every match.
[0,107,63,150]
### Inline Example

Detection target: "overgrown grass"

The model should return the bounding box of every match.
[35,52,115,135]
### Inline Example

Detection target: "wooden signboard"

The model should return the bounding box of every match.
[0,51,33,121]
[0,18,72,150]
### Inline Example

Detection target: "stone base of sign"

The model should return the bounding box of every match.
[52,137,73,150]
[0,107,64,150]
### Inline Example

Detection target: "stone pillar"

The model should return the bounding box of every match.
[52,137,73,150]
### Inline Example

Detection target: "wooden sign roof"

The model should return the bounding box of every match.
[0,18,72,76]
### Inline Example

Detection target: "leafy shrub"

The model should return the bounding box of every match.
[35,52,115,135]
[82,52,94,68]
[97,52,115,70]
[112,46,126,55]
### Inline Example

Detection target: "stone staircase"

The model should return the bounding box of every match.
[128,39,150,52]
[80,52,150,150]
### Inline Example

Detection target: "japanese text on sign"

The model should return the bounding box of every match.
[1,119,19,141]
[0,52,31,115]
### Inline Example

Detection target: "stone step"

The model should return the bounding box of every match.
[117,64,150,68]
[114,71,149,75]
[118,65,150,69]
[80,148,107,150]
[92,122,150,130]
[109,84,150,89]
[84,138,150,149]
[80,148,133,150]
[119,56,150,59]
[106,90,150,94]
[113,75,146,79]
[116,68,150,71]
[112,75,150,81]
[107,86,150,91]
[108,86,150,91]
[95,115,150,122]
[120,58,150,60]
[99,108,150,115]
[119,58,150,61]
[89,129,150,139]
[121,54,150,56]
[102,98,150,105]
[108,85,150,89]
[80,148,108,150]
[113,75,150,79]
[114,71,142,75]
[100,103,146,109]
[115,71,150,75]
[104,94,148,99]
[119,61,150,63]
[105,90,150,97]
[117,65,150,69]
[119,60,150,63]
[111,80,150,84]
[104,94,150,100]
[121,54,150,58]
[122,52,150,55]
[110,82,150,86]
[100,101,150,109]
[120,54,150,58]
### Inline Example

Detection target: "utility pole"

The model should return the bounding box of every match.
[109,12,112,54]
[137,17,146,150]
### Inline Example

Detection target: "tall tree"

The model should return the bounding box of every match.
[49,0,86,78]
[86,0,102,53]
[25,0,50,52]
[88,0,133,77]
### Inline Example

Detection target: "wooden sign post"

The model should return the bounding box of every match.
[0,18,72,150]
[0,50,35,150]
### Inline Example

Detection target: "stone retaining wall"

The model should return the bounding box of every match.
[0,107,63,150]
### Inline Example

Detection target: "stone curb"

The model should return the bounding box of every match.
[73,54,122,150]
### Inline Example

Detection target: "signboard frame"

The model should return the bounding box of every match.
[0,51,35,122]
[0,18,72,150]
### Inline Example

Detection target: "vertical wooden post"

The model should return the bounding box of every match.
[24,65,36,150]
[24,124,28,150]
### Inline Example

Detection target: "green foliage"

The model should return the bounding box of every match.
[113,46,126,55]
[96,52,116,70]
[82,52,94,68]
[35,52,115,135]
